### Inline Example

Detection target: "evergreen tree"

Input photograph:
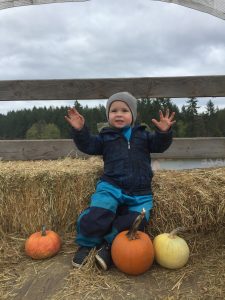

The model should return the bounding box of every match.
[182,98,206,137]
[206,99,216,116]
[216,108,225,136]
[186,97,199,117]
[203,99,222,136]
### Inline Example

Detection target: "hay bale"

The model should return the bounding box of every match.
[151,168,225,234]
[0,158,102,235]
[0,158,224,236]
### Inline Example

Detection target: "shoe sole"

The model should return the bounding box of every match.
[95,254,108,271]
[72,260,82,268]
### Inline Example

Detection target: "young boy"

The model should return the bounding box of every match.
[65,91,175,270]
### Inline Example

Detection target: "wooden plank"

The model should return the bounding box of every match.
[0,138,224,161]
[1,75,225,100]
[0,139,87,161]
[151,137,225,159]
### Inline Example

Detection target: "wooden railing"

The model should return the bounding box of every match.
[0,75,225,161]
[1,75,225,100]
[0,138,225,161]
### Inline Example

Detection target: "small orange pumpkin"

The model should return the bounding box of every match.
[25,225,61,259]
[111,209,154,275]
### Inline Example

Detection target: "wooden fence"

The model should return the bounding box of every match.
[0,75,224,160]
[0,138,225,161]
[1,75,225,100]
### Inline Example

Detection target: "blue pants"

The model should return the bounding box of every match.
[76,181,153,247]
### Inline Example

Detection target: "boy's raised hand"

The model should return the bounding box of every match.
[151,109,176,132]
[65,107,85,130]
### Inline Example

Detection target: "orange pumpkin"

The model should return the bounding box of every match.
[25,225,61,259]
[111,209,154,275]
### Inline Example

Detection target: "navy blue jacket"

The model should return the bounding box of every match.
[72,124,172,195]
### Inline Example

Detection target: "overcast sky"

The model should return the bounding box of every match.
[0,0,225,115]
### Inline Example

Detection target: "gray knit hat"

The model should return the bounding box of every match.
[106,92,137,126]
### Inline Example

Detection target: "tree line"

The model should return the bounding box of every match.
[0,98,224,139]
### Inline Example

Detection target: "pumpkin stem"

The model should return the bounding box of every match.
[126,208,146,240]
[169,227,186,238]
[41,225,47,236]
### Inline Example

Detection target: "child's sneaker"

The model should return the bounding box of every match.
[72,246,92,267]
[95,243,112,271]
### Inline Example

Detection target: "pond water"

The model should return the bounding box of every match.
[151,158,225,170]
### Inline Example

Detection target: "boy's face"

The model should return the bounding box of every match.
[108,101,132,128]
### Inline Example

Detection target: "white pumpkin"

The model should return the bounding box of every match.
[153,228,190,269]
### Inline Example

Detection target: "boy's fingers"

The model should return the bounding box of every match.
[67,108,82,119]
[169,111,176,120]
[67,109,73,117]
[165,109,170,118]
[71,107,77,113]
[72,108,83,117]
[159,110,163,119]
[64,115,72,124]
[69,108,76,114]
[152,118,159,126]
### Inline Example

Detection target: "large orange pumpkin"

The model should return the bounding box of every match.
[111,209,154,275]
[25,225,61,259]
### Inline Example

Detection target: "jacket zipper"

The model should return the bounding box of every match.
[128,141,131,149]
